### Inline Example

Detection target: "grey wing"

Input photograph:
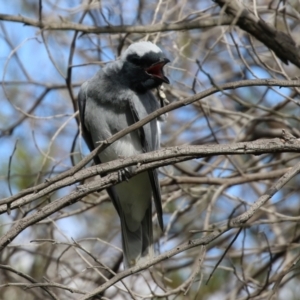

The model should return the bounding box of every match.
[128,98,164,230]
[78,85,101,165]
[77,85,122,216]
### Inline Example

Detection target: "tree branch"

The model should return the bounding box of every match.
[0,137,300,214]
[0,137,299,250]
[78,160,300,299]
[2,78,298,214]
[0,13,232,33]
[213,0,300,67]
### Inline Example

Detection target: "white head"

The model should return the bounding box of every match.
[121,41,162,60]
[119,41,170,92]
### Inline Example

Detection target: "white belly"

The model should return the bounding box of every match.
[99,132,142,162]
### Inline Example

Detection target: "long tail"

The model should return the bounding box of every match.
[120,204,153,268]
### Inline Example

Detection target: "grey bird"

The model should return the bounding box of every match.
[78,41,170,267]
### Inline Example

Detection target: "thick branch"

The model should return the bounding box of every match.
[0,13,231,34]
[78,160,300,299]
[2,78,298,212]
[214,0,300,67]
[0,137,300,214]
[0,136,299,250]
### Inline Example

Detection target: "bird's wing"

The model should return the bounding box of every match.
[78,85,122,216]
[128,98,164,230]
[78,86,101,165]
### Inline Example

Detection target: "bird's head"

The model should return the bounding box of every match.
[121,41,170,92]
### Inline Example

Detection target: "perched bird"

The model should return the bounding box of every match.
[78,41,170,267]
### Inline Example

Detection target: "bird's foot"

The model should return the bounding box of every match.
[118,168,131,182]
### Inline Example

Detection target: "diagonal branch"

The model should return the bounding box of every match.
[0,78,299,211]
[213,0,300,67]
[0,137,300,250]
[0,136,300,214]
[78,160,300,299]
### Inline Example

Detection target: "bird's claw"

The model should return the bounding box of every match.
[118,168,131,182]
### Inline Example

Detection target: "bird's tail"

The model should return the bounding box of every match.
[120,205,153,268]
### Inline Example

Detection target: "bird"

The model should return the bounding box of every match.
[78,41,170,267]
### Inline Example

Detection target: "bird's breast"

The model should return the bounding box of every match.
[99,132,143,163]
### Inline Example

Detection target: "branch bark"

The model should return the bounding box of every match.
[1,78,298,213]
[0,137,299,250]
[78,160,300,299]
[0,13,231,33]
[0,137,299,214]
[214,0,300,67]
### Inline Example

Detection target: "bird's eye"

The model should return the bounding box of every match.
[130,57,140,65]
[127,54,140,65]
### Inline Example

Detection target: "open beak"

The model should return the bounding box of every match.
[145,58,170,84]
